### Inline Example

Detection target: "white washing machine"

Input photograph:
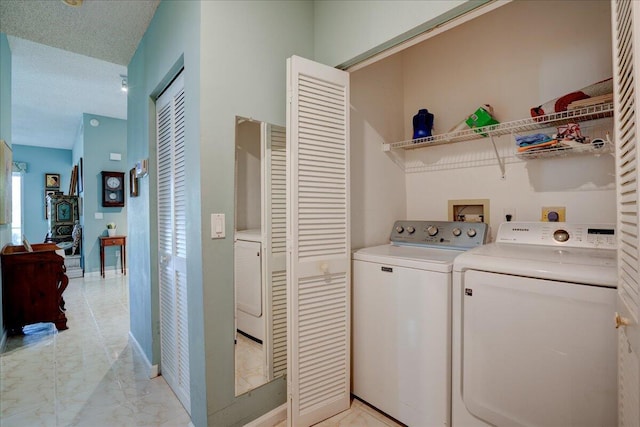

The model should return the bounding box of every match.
[235,229,264,342]
[452,222,617,427]
[353,220,488,427]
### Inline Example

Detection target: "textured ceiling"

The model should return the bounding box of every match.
[0,0,160,150]
[0,0,159,65]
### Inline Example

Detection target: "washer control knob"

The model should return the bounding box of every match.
[427,225,439,236]
[406,226,415,234]
[553,229,570,243]
[467,228,477,238]
[452,228,462,237]
[395,225,404,233]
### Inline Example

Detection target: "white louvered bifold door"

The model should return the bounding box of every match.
[263,123,288,381]
[612,1,640,425]
[156,71,190,414]
[286,55,350,427]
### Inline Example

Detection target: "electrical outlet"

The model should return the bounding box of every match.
[541,206,566,222]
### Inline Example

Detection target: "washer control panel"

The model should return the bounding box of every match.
[496,222,616,249]
[390,220,488,249]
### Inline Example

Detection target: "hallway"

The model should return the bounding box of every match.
[0,274,190,426]
[0,273,404,427]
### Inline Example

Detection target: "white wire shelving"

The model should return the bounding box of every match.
[382,102,614,178]
[383,102,614,151]
[515,138,613,160]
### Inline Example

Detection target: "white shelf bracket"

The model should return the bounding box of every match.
[489,134,506,179]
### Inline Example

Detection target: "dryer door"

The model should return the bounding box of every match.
[235,239,262,317]
[461,270,616,427]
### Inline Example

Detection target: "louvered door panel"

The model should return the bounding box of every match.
[271,271,287,379]
[287,55,350,427]
[264,124,288,380]
[156,71,190,414]
[613,1,640,425]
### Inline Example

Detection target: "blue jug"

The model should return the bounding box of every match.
[413,109,434,140]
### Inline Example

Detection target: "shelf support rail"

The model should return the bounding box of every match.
[489,134,506,179]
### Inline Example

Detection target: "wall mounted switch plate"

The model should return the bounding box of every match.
[211,213,225,239]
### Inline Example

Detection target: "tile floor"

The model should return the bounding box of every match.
[235,333,267,396]
[0,274,190,427]
[275,398,405,427]
[1,274,402,427]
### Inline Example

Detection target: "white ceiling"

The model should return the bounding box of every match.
[0,0,160,150]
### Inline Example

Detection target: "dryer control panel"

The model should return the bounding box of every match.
[496,222,616,249]
[390,220,488,250]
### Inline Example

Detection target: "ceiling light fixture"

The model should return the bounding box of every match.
[120,75,128,93]
[62,0,83,7]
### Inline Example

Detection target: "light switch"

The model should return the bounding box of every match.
[211,213,225,239]
[95,212,103,219]
[110,152,122,161]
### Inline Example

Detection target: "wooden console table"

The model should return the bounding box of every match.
[99,236,126,278]
[1,243,69,334]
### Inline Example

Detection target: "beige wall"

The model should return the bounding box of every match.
[350,53,407,249]
[351,0,615,242]
[235,120,261,232]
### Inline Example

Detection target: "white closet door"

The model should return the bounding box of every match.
[286,55,350,427]
[263,123,288,380]
[612,1,640,425]
[156,70,190,413]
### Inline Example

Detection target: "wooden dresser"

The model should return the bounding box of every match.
[1,243,69,334]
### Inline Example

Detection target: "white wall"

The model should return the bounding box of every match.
[314,0,471,67]
[236,120,261,231]
[350,52,407,249]
[403,0,615,239]
[350,0,615,241]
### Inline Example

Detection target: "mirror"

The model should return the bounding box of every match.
[234,116,287,396]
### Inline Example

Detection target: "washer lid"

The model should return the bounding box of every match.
[353,244,463,272]
[454,242,617,287]
[235,228,262,242]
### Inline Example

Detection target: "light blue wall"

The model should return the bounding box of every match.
[0,33,11,344]
[199,2,313,424]
[0,34,10,143]
[11,145,72,243]
[127,0,203,424]
[81,114,127,274]
[128,1,314,425]
[313,0,487,67]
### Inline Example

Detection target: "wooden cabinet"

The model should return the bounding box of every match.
[1,243,69,334]
[47,195,79,242]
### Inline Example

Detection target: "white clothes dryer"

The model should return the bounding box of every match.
[452,222,617,427]
[353,220,488,427]
[235,229,264,342]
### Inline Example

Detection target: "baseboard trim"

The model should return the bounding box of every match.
[243,403,286,427]
[129,331,159,378]
[0,329,6,353]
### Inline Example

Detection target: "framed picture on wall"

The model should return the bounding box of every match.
[130,168,138,197]
[45,173,60,189]
[78,157,83,194]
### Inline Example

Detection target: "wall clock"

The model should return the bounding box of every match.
[101,171,125,207]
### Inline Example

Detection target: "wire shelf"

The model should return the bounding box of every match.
[516,139,613,160]
[515,115,613,160]
[384,102,614,151]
